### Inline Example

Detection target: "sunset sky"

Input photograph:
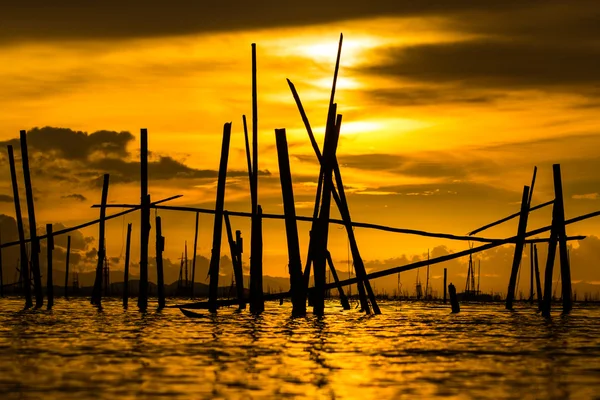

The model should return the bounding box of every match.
[0,1,599,295]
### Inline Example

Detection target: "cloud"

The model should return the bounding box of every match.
[61,193,87,202]
[0,194,12,203]
[0,1,569,44]
[572,193,599,200]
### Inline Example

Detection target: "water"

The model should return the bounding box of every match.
[1,298,599,400]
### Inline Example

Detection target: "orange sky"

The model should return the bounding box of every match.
[0,3,599,295]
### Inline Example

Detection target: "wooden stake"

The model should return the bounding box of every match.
[190,212,199,299]
[552,164,572,314]
[64,236,70,299]
[505,185,530,310]
[443,268,448,304]
[325,251,350,310]
[156,216,165,309]
[534,244,543,311]
[46,224,54,310]
[19,131,43,308]
[91,174,109,306]
[250,205,264,313]
[8,145,32,308]
[208,123,232,313]
[449,283,460,313]
[224,212,245,309]
[275,128,306,316]
[529,244,534,304]
[138,128,150,311]
[123,223,132,309]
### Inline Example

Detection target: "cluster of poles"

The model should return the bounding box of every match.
[2,34,598,317]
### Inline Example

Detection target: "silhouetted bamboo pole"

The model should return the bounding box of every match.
[156,216,165,309]
[176,211,598,310]
[208,123,232,313]
[46,224,54,309]
[224,212,245,309]
[275,128,306,316]
[20,131,43,308]
[190,212,199,299]
[443,268,447,304]
[449,283,460,313]
[91,174,109,306]
[312,108,340,316]
[139,128,150,311]
[553,164,572,314]
[243,115,253,190]
[123,223,132,309]
[8,146,32,308]
[0,232,3,297]
[325,251,350,310]
[529,244,534,304]
[249,43,264,314]
[64,236,70,299]
[541,227,558,318]
[534,244,543,310]
[506,185,530,310]
[528,166,538,207]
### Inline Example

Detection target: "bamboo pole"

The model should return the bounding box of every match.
[8,146,31,308]
[46,224,54,310]
[208,123,232,313]
[224,212,245,309]
[123,223,132,309]
[469,200,552,236]
[138,128,150,311]
[505,186,530,310]
[541,226,558,318]
[190,212,199,299]
[553,164,572,314]
[534,244,543,311]
[275,128,306,316]
[91,174,109,306]
[529,244,534,304]
[0,232,3,298]
[64,236,70,299]
[443,268,447,304]
[325,251,350,310]
[176,207,595,310]
[20,131,43,308]
[156,216,165,309]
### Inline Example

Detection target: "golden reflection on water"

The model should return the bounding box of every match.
[0,298,599,399]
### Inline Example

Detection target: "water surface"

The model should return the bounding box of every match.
[1,298,599,399]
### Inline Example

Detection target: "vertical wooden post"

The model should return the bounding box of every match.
[325,251,350,310]
[190,212,199,299]
[20,131,43,308]
[542,229,558,317]
[224,213,246,309]
[449,283,460,313]
[91,174,109,306]
[443,268,448,304]
[0,232,3,298]
[208,123,231,313]
[46,224,54,310]
[138,128,150,311]
[156,216,165,309]
[64,236,71,299]
[534,244,543,311]
[312,108,340,316]
[505,185,530,310]
[123,223,132,309]
[529,244,534,304]
[8,145,32,308]
[552,164,572,314]
[275,128,306,316]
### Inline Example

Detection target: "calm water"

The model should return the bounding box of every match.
[0,298,599,400]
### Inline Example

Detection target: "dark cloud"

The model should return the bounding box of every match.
[364,87,505,107]
[0,1,562,44]
[363,39,600,94]
[0,194,13,203]
[0,127,133,160]
[61,193,87,202]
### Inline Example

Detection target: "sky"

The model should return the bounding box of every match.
[0,1,599,296]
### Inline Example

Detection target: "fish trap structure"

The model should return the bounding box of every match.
[1,34,596,318]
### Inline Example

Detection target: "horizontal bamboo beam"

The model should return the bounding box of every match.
[469,200,553,236]
[172,208,599,310]
[0,195,182,250]
[93,202,584,244]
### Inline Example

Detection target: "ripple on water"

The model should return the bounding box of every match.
[0,298,599,399]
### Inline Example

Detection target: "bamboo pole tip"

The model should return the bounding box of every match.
[19,130,26,136]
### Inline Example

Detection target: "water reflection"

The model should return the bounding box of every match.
[0,298,599,399]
